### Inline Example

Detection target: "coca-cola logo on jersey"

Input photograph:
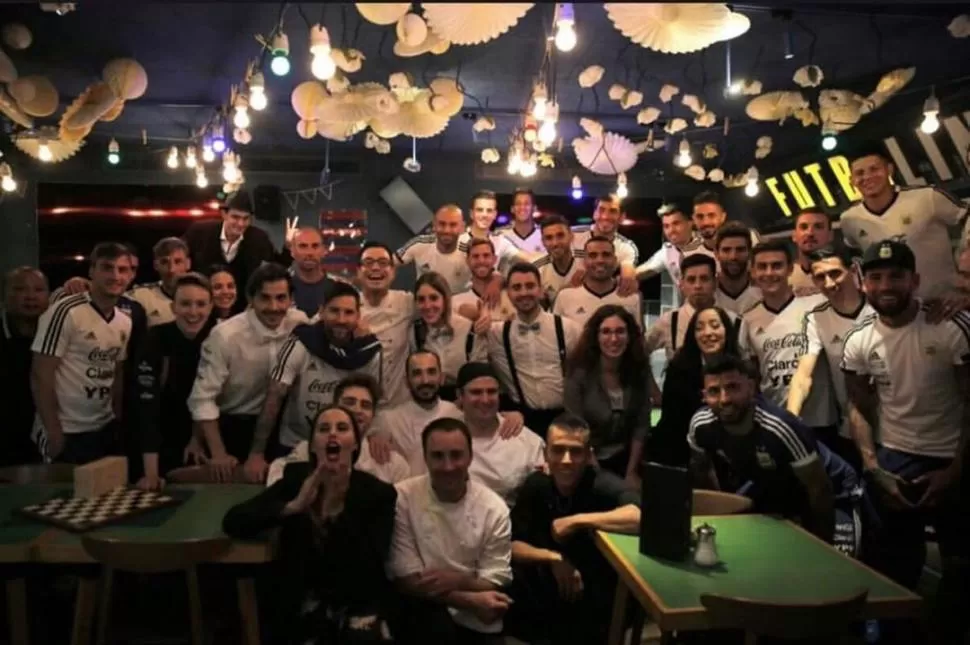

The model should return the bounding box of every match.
[88,347,122,363]
[761,333,807,353]
[308,379,337,394]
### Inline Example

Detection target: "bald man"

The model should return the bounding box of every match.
[1,267,50,465]
[289,227,343,317]
[396,204,476,295]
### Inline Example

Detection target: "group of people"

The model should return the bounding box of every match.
[1,142,968,644]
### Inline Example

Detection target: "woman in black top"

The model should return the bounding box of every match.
[135,273,216,489]
[223,404,397,645]
[649,305,740,467]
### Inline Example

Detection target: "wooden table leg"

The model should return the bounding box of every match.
[236,577,260,645]
[6,577,29,645]
[187,566,204,645]
[95,568,113,645]
[71,577,98,645]
[608,579,630,645]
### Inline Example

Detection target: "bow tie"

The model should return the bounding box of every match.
[518,322,541,335]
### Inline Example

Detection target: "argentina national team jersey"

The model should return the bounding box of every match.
[533,254,583,305]
[31,293,131,434]
[496,223,546,256]
[395,235,470,295]
[128,281,175,327]
[571,225,639,267]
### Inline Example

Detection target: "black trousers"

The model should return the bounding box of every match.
[386,594,504,645]
[50,423,117,465]
[220,414,259,462]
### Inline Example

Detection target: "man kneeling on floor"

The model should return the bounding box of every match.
[506,412,641,645]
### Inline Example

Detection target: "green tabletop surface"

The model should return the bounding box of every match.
[604,515,914,611]
[0,485,61,549]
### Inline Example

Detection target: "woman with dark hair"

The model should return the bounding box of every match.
[650,305,741,467]
[410,271,487,401]
[223,403,397,644]
[564,304,650,482]
[206,264,238,322]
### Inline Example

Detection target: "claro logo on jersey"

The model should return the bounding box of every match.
[88,347,122,364]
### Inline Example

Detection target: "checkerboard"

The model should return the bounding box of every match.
[17,487,184,533]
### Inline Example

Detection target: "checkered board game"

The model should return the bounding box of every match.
[16,487,185,533]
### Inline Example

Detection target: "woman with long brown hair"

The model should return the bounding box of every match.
[564,304,650,483]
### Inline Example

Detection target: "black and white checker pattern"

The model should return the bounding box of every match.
[18,487,183,532]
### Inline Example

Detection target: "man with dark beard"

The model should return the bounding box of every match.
[242,281,383,482]
[713,222,761,315]
[842,239,970,643]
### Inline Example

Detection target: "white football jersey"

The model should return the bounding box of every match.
[803,299,875,436]
[127,282,174,327]
[715,281,762,315]
[839,187,968,298]
[496,223,546,256]
[534,254,583,305]
[841,306,970,458]
[639,236,708,283]
[789,264,820,297]
[31,293,132,434]
[360,290,414,406]
[571,225,639,267]
[741,294,837,427]
[553,284,642,329]
[458,230,528,278]
[451,288,516,323]
[395,235,470,296]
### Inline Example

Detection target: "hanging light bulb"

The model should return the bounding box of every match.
[507,148,522,175]
[233,95,251,129]
[37,139,53,163]
[270,31,291,76]
[744,166,760,197]
[821,130,838,151]
[531,83,548,121]
[538,120,557,147]
[211,123,226,154]
[615,172,629,199]
[920,92,941,134]
[185,146,198,169]
[107,138,120,165]
[554,3,577,52]
[676,139,692,168]
[520,156,538,178]
[202,141,215,163]
[248,72,268,111]
[222,153,240,183]
[571,175,583,200]
[0,163,16,192]
[309,24,337,81]
[166,146,180,169]
[195,168,208,188]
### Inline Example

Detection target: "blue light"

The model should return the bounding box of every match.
[571,188,583,200]
[212,138,227,154]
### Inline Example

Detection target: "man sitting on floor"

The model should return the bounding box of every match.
[507,413,641,645]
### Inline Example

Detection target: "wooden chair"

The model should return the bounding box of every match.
[0,463,75,484]
[79,535,231,645]
[692,489,753,515]
[700,589,869,644]
[166,465,252,484]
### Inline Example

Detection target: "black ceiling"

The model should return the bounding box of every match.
[2,2,969,179]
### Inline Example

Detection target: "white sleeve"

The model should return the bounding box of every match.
[840,329,869,374]
[32,302,74,358]
[738,315,755,359]
[616,237,638,267]
[387,487,425,579]
[396,237,422,265]
[643,314,670,354]
[947,312,970,366]
[476,501,513,587]
[188,331,232,421]
[637,247,667,277]
[929,187,968,227]
[270,335,309,386]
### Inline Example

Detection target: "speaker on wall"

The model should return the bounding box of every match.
[253,185,282,222]
[380,176,433,234]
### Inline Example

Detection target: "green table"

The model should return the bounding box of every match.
[0,485,62,563]
[597,514,922,643]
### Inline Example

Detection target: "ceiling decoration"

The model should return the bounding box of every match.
[605,3,749,54]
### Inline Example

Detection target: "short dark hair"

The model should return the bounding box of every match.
[808,245,853,270]
[584,235,615,251]
[693,190,723,207]
[512,187,535,202]
[680,253,716,277]
[848,143,892,166]
[122,243,139,258]
[658,203,689,220]
[751,239,793,265]
[245,262,292,300]
[703,353,758,380]
[421,416,473,454]
[172,272,212,297]
[795,209,832,228]
[90,242,131,268]
[206,263,233,278]
[472,190,497,205]
[548,412,592,445]
[507,262,541,283]
[407,349,442,372]
[539,213,570,231]
[334,373,382,408]
[358,241,393,264]
[715,221,753,251]
[324,281,361,307]
[152,236,189,259]
[466,237,496,255]
[596,194,622,208]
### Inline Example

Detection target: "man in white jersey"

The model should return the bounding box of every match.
[388,417,513,644]
[496,188,545,256]
[713,222,762,314]
[570,194,639,296]
[842,239,970,643]
[488,263,582,437]
[459,190,533,280]
[452,238,516,323]
[396,203,476,295]
[188,263,309,480]
[129,237,192,327]
[840,144,970,305]
[788,246,873,469]
[532,214,583,306]
[246,281,383,482]
[740,240,838,434]
[357,242,413,406]
[635,202,708,284]
[31,243,133,464]
[554,236,642,328]
[692,191,761,254]
[789,209,833,297]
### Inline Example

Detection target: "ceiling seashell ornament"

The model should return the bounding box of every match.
[867,67,915,111]
[1,23,32,50]
[578,65,605,88]
[9,75,58,117]
[703,143,719,159]
[659,84,680,103]
[422,3,533,46]
[103,58,148,100]
[296,119,318,139]
[707,168,725,183]
[573,130,644,175]
[681,94,705,114]
[0,87,32,128]
[755,135,773,159]
[620,90,643,110]
[793,107,819,127]
[664,117,688,134]
[637,107,660,125]
[396,13,428,47]
[291,81,328,120]
[745,91,809,123]
[393,27,450,58]
[605,3,749,54]
[684,164,706,181]
[793,65,824,88]
[472,116,495,133]
[332,48,365,74]
[0,47,17,83]
[694,111,716,128]
[356,3,411,26]
[13,126,83,162]
[608,84,627,101]
[741,79,763,95]
[947,14,970,38]
[818,89,867,132]
[481,147,500,163]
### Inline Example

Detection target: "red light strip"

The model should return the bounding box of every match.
[39,205,221,217]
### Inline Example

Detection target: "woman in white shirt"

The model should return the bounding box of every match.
[409,271,487,401]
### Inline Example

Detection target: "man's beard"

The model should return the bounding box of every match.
[867,291,912,317]
[410,384,439,404]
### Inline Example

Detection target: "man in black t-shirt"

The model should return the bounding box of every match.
[507,413,640,645]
